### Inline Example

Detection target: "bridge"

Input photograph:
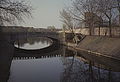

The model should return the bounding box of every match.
[2,31,71,60]
[4,32,61,43]
[2,31,85,60]
[3,31,85,46]
[13,45,75,60]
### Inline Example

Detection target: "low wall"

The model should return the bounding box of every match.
[78,36,120,60]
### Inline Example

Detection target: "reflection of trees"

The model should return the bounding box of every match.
[15,37,52,47]
[27,37,35,45]
[60,49,120,82]
[14,38,27,47]
[39,37,46,44]
[61,56,89,82]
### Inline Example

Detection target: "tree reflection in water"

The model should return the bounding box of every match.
[60,49,120,82]
[1,35,119,82]
[15,37,52,48]
[1,34,120,82]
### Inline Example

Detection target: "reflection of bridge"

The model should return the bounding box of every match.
[13,37,64,59]
[13,43,74,60]
[13,49,63,60]
[14,46,63,59]
[8,32,66,60]
[13,46,75,60]
[13,44,75,60]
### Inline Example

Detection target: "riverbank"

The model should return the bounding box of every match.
[65,36,120,61]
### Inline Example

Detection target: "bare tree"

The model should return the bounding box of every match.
[114,0,120,26]
[61,0,120,37]
[96,0,117,37]
[68,0,101,35]
[60,9,81,44]
[0,0,32,26]
[60,9,74,42]
[60,9,74,34]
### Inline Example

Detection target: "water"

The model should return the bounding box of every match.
[8,57,63,82]
[14,37,52,50]
[2,37,120,82]
[8,56,120,82]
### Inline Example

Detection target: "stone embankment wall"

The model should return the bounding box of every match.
[77,36,120,60]
[0,32,14,82]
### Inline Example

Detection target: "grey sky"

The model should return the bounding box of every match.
[20,0,72,28]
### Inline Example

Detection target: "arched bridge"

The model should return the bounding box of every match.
[9,32,61,43]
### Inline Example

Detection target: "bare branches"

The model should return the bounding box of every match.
[0,0,32,25]
[60,9,74,32]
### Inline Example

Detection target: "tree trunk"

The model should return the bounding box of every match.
[109,20,112,37]
[119,14,120,26]
[89,23,92,36]
[98,26,100,36]
[89,28,92,36]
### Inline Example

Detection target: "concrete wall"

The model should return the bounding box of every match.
[66,27,120,37]
[78,36,120,59]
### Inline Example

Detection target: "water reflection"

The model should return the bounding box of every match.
[14,37,52,50]
[0,36,120,82]
[61,57,115,82]
[60,50,120,82]
[9,46,120,82]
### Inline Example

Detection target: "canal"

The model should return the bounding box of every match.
[1,36,120,82]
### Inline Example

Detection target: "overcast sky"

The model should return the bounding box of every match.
[19,0,72,28]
